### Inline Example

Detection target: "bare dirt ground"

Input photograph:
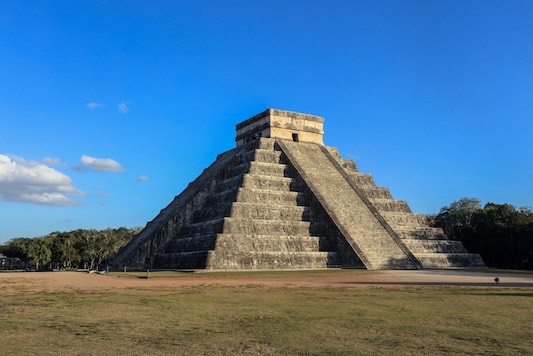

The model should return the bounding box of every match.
[2,269,533,293]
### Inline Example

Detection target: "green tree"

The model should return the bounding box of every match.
[51,232,80,269]
[431,198,533,269]
[434,197,481,240]
[23,238,52,270]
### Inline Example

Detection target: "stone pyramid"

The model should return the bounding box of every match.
[113,109,485,270]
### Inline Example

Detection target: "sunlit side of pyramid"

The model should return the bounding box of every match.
[113,109,485,270]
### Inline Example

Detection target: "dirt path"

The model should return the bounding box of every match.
[2,269,533,293]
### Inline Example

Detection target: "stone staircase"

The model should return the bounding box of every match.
[327,148,485,269]
[278,140,419,270]
[154,138,340,270]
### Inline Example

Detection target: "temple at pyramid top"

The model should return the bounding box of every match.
[236,108,324,146]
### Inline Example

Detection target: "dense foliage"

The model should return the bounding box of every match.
[429,198,533,269]
[0,227,138,270]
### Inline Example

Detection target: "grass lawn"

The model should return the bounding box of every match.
[1,274,532,355]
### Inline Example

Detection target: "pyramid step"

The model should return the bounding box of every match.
[154,251,210,269]
[402,239,468,253]
[236,188,306,205]
[222,218,318,236]
[192,202,232,222]
[359,186,393,199]
[247,161,289,177]
[215,234,322,252]
[367,197,396,206]
[165,234,217,252]
[242,174,299,191]
[243,149,283,164]
[414,253,486,268]
[216,175,244,193]
[179,218,225,237]
[227,162,250,178]
[371,200,412,213]
[380,212,428,227]
[366,254,419,270]
[340,158,358,172]
[229,202,310,221]
[210,187,239,203]
[205,188,238,206]
[395,227,447,240]
[207,251,339,270]
[346,172,376,186]
[256,138,276,150]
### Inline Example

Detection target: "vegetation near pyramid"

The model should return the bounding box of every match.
[113,109,485,270]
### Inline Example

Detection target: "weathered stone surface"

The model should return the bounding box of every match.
[113,109,485,270]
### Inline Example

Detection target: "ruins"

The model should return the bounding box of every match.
[113,109,485,270]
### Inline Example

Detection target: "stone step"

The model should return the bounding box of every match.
[366,255,419,270]
[346,172,375,186]
[370,200,412,213]
[166,232,328,254]
[242,174,299,191]
[214,234,322,252]
[367,197,396,206]
[413,253,486,269]
[256,137,276,150]
[154,251,210,269]
[179,218,225,237]
[341,159,358,172]
[192,202,232,222]
[348,233,411,255]
[235,188,306,206]
[402,239,468,253]
[244,149,284,164]
[207,250,339,269]
[395,227,447,240]
[278,140,419,271]
[229,202,310,221]
[380,212,428,227]
[222,218,319,236]
[358,186,393,199]
[209,187,240,205]
[227,162,250,178]
[215,174,245,193]
[247,161,289,177]
[165,234,217,252]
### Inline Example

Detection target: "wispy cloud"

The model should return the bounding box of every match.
[118,102,129,113]
[0,154,83,206]
[86,102,105,109]
[74,155,125,172]
[137,175,150,182]
[40,157,68,168]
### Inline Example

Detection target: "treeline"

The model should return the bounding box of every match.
[0,227,138,271]
[428,198,533,269]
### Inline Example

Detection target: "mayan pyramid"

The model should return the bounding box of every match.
[113,109,485,270]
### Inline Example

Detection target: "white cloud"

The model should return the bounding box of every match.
[0,154,83,206]
[86,102,105,109]
[137,175,149,182]
[118,102,129,113]
[76,155,125,172]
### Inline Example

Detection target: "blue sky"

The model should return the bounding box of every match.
[1,1,532,242]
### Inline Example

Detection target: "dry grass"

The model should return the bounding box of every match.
[1,274,532,355]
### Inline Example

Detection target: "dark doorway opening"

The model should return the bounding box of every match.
[292,133,299,142]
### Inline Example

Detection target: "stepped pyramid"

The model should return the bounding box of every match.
[113,109,485,270]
